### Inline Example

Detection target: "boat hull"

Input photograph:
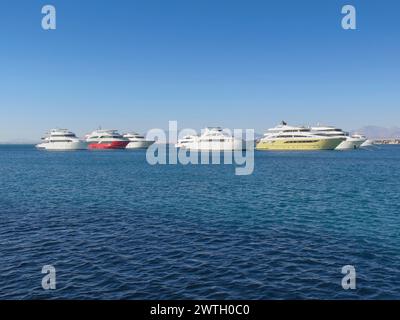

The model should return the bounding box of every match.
[88,141,129,149]
[125,140,154,149]
[256,137,344,151]
[360,139,374,147]
[36,141,87,150]
[185,139,246,151]
[336,137,367,150]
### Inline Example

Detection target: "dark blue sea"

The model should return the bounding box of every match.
[0,145,399,299]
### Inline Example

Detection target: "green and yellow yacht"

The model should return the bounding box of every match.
[256,121,345,151]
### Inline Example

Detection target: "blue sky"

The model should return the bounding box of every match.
[0,0,399,141]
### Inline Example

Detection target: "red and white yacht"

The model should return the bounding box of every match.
[85,129,129,149]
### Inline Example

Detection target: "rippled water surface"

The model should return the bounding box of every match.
[0,145,399,299]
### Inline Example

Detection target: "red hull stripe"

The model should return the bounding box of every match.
[88,141,129,149]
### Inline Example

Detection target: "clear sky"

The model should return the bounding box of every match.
[0,0,399,141]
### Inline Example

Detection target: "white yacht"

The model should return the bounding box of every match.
[256,122,345,150]
[85,129,129,149]
[179,127,245,151]
[123,132,155,149]
[360,139,374,147]
[175,135,199,148]
[311,126,367,150]
[36,129,87,150]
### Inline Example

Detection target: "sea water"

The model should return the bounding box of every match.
[0,145,399,299]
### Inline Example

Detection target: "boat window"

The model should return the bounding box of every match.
[50,140,72,143]
[284,140,318,143]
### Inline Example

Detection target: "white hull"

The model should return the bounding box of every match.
[361,139,374,147]
[36,141,87,150]
[126,140,154,149]
[335,137,366,150]
[183,139,245,151]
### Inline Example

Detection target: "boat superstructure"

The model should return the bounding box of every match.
[36,129,87,150]
[256,122,345,150]
[178,127,245,151]
[311,126,367,150]
[123,132,155,149]
[175,135,199,148]
[86,129,129,149]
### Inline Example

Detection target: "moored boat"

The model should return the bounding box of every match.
[86,129,129,149]
[256,122,344,151]
[123,132,155,149]
[36,129,87,151]
[311,126,367,150]
[179,127,245,151]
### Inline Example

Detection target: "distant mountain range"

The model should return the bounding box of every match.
[352,126,400,139]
